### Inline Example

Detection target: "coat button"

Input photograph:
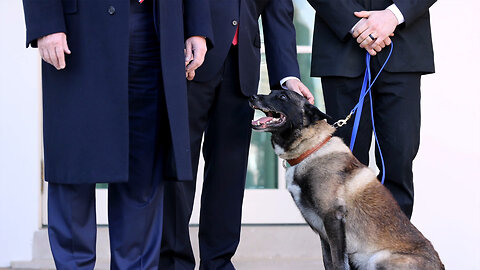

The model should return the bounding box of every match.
[232,20,238,26]
[108,6,116,15]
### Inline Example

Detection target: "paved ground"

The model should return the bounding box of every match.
[7,259,325,270]
[234,259,325,270]
[7,226,325,270]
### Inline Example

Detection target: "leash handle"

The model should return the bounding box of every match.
[335,42,394,185]
[349,42,394,118]
[332,47,375,129]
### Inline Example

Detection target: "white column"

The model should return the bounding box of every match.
[0,1,42,267]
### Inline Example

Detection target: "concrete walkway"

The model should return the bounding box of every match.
[8,226,325,270]
[9,259,324,270]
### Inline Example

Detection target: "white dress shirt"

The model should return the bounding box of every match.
[350,4,405,34]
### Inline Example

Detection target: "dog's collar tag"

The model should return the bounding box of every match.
[286,136,332,166]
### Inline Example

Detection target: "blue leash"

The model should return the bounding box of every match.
[334,42,394,185]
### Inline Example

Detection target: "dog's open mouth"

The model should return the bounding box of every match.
[251,108,286,130]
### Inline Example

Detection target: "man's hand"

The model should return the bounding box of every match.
[37,32,71,70]
[352,10,397,56]
[284,79,315,104]
[185,36,207,80]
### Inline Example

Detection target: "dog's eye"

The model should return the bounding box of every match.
[279,94,288,100]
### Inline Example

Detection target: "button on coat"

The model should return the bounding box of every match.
[108,6,115,15]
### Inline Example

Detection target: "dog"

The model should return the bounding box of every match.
[249,90,444,270]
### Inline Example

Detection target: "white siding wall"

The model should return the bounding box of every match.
[411,1,480,268]
[0,1,42,267]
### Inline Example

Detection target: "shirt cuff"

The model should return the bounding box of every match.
[350,20,362,34]
[280,77,300,90]
[387,4,405,25]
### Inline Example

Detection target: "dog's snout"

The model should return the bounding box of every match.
[250,95,258,101]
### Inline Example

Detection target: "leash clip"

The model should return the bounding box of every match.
[333,112,353,129]
[282,159,288,169]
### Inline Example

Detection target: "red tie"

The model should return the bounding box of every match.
[138,0,144,3]
[232,26,239,46]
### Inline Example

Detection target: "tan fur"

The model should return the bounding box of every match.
[345,168,376,196]
[280,121,444,270]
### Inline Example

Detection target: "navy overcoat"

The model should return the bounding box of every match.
[23,0,213,184]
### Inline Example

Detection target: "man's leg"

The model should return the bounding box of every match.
[160,75,221,270]
[108,2,167,268]
[159,181,196,270]
[322,70,421,218]
[108,158,165,270]
[198,47,254,270]
[321,76,373,165]
[371,71,422,219]
[108,87,166,269]
[48,183,97,270]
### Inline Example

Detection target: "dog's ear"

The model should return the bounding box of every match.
[304,103,332,125]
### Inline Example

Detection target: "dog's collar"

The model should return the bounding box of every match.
[286,135,332,166]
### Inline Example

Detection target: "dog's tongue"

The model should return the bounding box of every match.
[252,116,273,126]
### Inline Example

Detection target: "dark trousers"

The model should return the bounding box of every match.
[48,1,168,269]
[321,58,421,219]
[160,47,254,270]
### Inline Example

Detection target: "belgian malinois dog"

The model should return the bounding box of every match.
[249,90,444,270]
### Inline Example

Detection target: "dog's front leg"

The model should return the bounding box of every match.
[323,206,349,270]
[320,235,335,270]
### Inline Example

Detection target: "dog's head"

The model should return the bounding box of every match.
[249,90,331,149]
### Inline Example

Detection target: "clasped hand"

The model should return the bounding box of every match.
[352,10,398,56]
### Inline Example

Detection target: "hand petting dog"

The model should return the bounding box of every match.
[284,78,315,105]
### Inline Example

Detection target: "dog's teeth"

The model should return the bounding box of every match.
[265,118,282,125]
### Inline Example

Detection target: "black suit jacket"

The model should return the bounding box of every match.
[194,0,301,96]
[307,0,436,77]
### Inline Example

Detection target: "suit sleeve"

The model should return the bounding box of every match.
[307,0,365,41]
[23,0,66,48]
[261,0,300,90]
[393,0,436,26]
[183,0,214,49]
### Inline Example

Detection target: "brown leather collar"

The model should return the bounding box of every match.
[286,136,332,166]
